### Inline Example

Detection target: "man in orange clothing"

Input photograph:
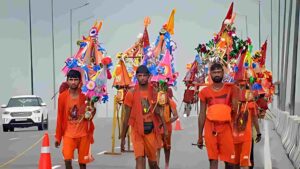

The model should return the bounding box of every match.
[232,83,261,169]
[55,70,96,169]
[197,62,235,169]
[120,65,165,169]
[157,88,178,169]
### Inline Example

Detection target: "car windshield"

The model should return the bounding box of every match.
[7,97,40,107]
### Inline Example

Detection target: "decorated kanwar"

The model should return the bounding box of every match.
[188,2,275,169]
[55,20,112,169]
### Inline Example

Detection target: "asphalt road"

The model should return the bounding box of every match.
[0,116,268,169]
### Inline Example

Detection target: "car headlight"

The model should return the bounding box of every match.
[3,111,10,115]
[33,110,41,113]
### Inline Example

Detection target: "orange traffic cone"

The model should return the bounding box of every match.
[38,133,52,169]
[174,118,183,130]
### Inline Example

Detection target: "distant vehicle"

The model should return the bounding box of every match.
[1,95,48,132]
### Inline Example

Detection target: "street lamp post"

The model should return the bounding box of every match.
[51,0,56,109]
[258,0,261,47]
[78,15,94,38]
[236,13,248,38]
[245,15,248,38]
[28,0,34,95]
[235,29,243,39]
[70,2,89,57]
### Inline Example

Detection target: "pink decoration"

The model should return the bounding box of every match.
[86,81,96,90]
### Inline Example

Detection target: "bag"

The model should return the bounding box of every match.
[206,104,232,122]
[233,103,249,136]
[183,89,198,104]
[233,110,248,132]
[144,122,154,134]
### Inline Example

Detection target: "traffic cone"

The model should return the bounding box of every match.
[174,118,183,130]
[38,132,52,169]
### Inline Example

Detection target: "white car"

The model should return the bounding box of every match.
[1,95,48,132]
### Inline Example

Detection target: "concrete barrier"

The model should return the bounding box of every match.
[277,111,289,139]
[274,108,283,132]
[273,108,280,129]
[295,151,300,168]
[272,108,300,168]
[286,117,300,155]
[290,124,300,168]
[283,116,299,151]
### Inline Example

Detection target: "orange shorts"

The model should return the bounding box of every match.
[131,130,159,161]
[233,140,252,166]
[204,120,235,163]
[62,135,93,164]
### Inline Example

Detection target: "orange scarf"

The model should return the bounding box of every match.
[55,90,95,144]
[128,84,160,136]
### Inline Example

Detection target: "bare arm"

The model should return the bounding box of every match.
[120,105,131,152]
[155,105,168,136]
[55,95,64,147]
[198,100,207,140]
[169,104,178,124]
[252,111,261,143]
[253,114,260,134]
[120,105,131,140]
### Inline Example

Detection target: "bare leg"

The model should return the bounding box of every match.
[157,148,161,166]
[79,163,86,169]
[187,104,191,117]
[148,159,160,169]
[164,148,171,169]
[136,157,146,169]
[241,167,249,169]
[209,160,218,169]
[65,160,73,169]
[250,139,254,169]
[233,164,240,169]
[225,162,234,169]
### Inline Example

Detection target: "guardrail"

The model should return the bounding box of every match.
[272,108,300,168]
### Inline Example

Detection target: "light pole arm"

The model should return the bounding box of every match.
[70,2,89,57]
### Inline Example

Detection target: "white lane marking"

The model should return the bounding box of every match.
[264,120,272,169]
[9,137,19,141]
[97,151,107,155]
[96,147,120,156]
[52,165,61,169]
